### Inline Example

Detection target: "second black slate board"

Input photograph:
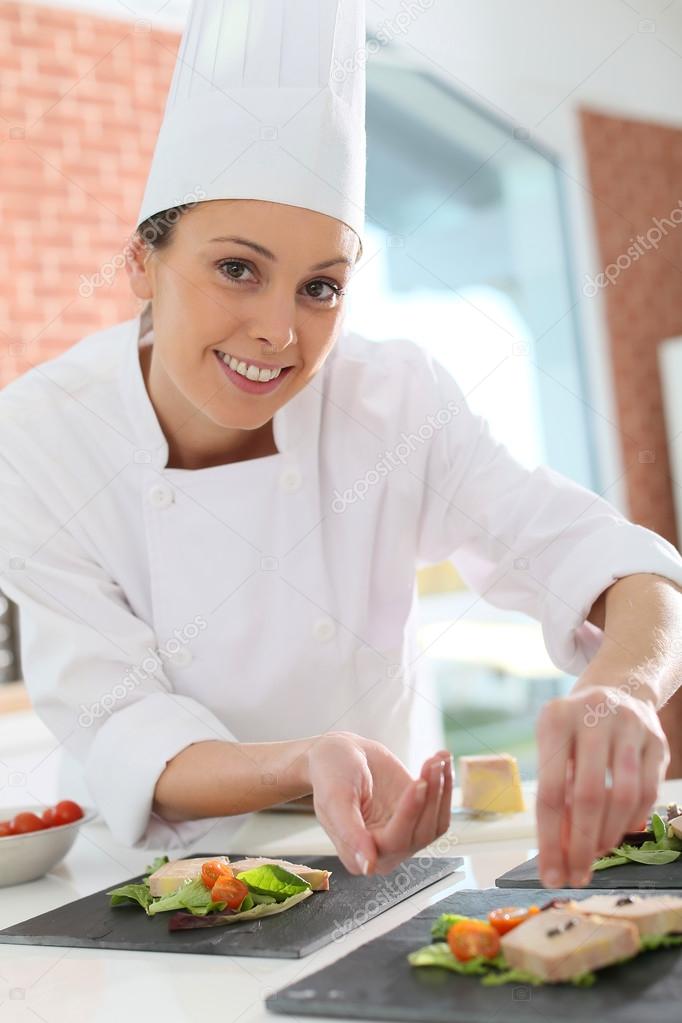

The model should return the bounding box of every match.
[266,886,682,1023]
[0,851,462,958]
[496,852,682,888]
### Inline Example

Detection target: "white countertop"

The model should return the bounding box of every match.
[1,710,681,1023]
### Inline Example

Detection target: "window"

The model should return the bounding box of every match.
[345,49,595,778]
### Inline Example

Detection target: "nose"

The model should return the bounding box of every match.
[246,288,296,355]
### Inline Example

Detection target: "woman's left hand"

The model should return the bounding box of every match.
[535,682,670,888]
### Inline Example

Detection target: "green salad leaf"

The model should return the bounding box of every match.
[147,877,226,917]
[107,882,155,912]
[652,813,667,843]
[235,864,311,903]
[618,845,681,866]
[143,855,169,877]
[408,942,503,975]
[593,854,629,871]
[640,932,682,952]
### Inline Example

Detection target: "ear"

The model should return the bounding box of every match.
[125,232,154,301]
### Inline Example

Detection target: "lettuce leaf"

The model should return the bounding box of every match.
[168,887,313,930]
[235,864,311,902]
[108,882,154,913]
[147,877,226,917]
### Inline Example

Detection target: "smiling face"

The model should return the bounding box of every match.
[126,198,360,468]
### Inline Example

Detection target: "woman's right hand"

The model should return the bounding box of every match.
[306,731,453,875]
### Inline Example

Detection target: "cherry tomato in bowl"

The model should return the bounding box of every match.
[0,801,95,887]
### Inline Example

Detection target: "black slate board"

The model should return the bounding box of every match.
[0,851,462,959]
[496,853,682,889]
[266,886,682,1022]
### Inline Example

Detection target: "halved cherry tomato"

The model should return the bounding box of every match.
[0,820,15,837]
[53,800,84,825]
[201,860,234,889]
[210,874,249,910]
[11,812,47,834]
[488,905,540,935]
[447,919,501,961]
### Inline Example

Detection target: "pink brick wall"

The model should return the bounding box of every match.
[580,107,682,549]
[0,1,180,387]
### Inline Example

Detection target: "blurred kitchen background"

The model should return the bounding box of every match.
[1,0,682,784]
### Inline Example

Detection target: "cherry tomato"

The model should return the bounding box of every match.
[0,820,15,837]
[53,800,84,825]
[201,860,234,889]
[210,874,249,910]
[488,905,540,935]
[42,807,59,827]
[11,812,47,834]
[447,919,501,961]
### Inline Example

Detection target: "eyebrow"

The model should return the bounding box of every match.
[206,235,351,271]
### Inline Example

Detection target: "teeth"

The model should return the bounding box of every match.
[219,352,282,382]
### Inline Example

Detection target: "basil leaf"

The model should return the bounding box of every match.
[619,845,681,866]
[652,813,667,843]
[108,883,154,913]
[235,865,311,902]
[592,854,629,870]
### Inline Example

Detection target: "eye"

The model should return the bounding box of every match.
[304,279,345,304]
[217,259,255,283]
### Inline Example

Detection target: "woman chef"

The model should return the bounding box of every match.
[2,0,682,890]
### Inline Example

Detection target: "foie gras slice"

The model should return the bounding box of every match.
[500,908,639,982]
[458,754,525,813]
[148,856,231,897]
[228,857,331,890]
[568,893,682,936]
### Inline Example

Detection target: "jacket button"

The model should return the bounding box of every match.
[313,617,336,643]
[148,483,174,508]
[280,467,302,493]
[170,646,193,667]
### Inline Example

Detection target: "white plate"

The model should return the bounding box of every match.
[0,803,97,887]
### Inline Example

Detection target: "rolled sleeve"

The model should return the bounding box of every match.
[0,458,245,848]
[415,352,682,676]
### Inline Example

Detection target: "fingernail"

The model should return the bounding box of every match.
[355,852,369,874]
[570,871,589,887]
[545,869,561,888]
[416,779,428,800]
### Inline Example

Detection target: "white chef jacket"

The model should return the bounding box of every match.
[1,313,681,850]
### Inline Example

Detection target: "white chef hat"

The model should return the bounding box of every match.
[136,0,366,251]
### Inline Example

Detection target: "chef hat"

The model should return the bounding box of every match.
[136,0,366,250]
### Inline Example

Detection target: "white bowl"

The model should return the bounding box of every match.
[0,804,97,887]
